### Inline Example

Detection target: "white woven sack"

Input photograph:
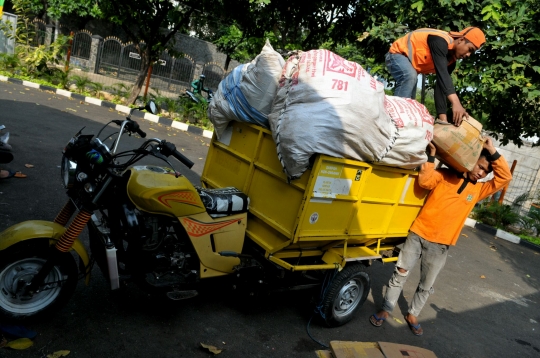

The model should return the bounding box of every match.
[240,39,285,114]
[207,40,284,139]
[378,96,435,169]
[268,49,398,180]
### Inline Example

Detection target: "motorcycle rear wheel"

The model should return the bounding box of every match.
[0,240,78,322]
[320,262,370,327]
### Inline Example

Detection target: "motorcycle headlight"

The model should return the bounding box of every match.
[61,156,77,188]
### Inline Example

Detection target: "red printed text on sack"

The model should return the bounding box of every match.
[323,51,357,78]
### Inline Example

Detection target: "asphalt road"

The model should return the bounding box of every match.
[0,81,539,358]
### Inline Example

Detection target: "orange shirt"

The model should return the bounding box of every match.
[410,156,512,245]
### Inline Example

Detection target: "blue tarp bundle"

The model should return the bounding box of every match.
[219,66,269,129]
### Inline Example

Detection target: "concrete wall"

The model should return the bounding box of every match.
[172,33,240,71]
[493,138,540,178]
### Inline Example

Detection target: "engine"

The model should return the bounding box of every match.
[113,205,199,287]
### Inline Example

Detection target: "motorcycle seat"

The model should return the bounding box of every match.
[196,187,250,218]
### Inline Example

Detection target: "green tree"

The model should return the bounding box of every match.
[191,0,360,66]
[94,0,201,104]
[350,0,540,146]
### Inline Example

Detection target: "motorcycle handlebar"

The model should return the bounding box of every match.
[135,127,147,139]
[125,120,146,138]
[172,149,194,169]
[160,141,194,169]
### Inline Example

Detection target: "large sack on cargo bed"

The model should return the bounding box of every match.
[378,96,434,169]
[208,40,285,138]
[268,49,398,180]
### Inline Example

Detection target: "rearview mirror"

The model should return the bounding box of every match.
[145,100,158,115]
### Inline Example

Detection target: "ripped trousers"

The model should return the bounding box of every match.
[382,232,449,317]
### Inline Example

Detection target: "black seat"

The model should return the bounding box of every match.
[196,187,250,218]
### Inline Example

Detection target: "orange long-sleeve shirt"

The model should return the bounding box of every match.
[410,154,512,245]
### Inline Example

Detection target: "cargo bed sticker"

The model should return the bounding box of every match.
[313,163,352,198]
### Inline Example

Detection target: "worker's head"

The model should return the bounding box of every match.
[467,149,493,181]
[450,27,486,60]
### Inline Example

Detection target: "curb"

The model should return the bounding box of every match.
[464,218,520,244]
[0,75,214,139]
[519,239,540,252]
[464,218,540,252]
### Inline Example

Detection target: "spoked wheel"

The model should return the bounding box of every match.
[0,240,78,322]
[320,263,370,327]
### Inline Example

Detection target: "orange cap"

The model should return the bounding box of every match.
[449,27,486,49]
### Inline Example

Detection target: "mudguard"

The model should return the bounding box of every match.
[0,220,91,284]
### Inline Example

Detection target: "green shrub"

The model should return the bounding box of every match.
[472,202,521,229]
[178,94,210,125]
[88,81,104,97]
[0,52,21,73]
[70,74,93,94]
[107,83,132,101]
[148,88,170,112]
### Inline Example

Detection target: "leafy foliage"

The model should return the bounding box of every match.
[106,83,132,101]
[0,0,70,78]
[472,201,521,229]
[197,0,540,146]
[178,95,212,128]
[88,81,104,97]
[70,74,93,94]
[349,0,540,146]
[42,67,71,89]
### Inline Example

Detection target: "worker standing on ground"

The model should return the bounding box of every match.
[369,137,512,336]
[385,27,486,126]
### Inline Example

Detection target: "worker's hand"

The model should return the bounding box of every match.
[483,137,497,155]
[447,94,469,126]
[427,142,436,156]
[437,114,448,123]
[452,103,469,126]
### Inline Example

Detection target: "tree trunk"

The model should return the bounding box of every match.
[224,55,231,71]
[127,51,150,105]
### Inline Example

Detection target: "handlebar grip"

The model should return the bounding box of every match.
[173,149,194,169]
[136,127,147,138]
[126,120,146,138]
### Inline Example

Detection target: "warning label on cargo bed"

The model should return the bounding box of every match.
[313,163,351,198]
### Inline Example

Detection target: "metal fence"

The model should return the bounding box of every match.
[2,19,228,99]
[148,51,195,94]
[502,171,540,217]
[71,30,92,60]
[201,62,226,90]
[32,19,47,46]
[58,28,226,99]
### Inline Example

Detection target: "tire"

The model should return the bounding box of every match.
[320,263,370,327]
[0,240,79,322]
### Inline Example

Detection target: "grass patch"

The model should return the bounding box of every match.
[518,234,540,246]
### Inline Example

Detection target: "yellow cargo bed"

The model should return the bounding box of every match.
[201,122,428,270]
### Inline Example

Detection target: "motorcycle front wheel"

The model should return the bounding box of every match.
[0,239,78,322]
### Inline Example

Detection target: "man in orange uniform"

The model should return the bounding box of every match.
[369,138,512,336]
[386,27,485,126]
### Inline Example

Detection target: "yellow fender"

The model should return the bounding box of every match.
[0,220,91,284]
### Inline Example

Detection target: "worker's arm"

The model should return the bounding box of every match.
[418,142,444,190]
[428,35,468,126]
[478,138,513,201]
